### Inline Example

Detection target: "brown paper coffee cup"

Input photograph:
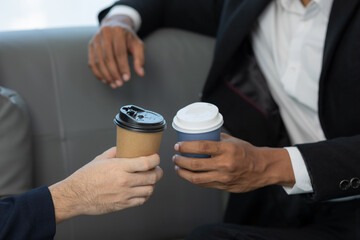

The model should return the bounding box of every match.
[114,105,166,158]
[116,127,164,158]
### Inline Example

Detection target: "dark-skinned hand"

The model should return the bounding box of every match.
[173,133,295,193]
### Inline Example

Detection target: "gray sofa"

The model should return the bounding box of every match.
[0,27,224,239]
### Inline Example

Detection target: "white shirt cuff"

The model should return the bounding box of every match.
[283,147,314,194]
[107,5,142,32]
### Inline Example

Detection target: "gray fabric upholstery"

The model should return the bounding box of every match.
[0,27,222,239]
[0,87,32,197]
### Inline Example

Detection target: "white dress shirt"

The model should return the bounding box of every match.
[252,0,333,194]
[107,1,354,198]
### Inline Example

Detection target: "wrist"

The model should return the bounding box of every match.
[256,147,295,188]
[101,14,135,30]
[49,179,83,223]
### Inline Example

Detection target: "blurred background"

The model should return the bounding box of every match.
[0,0,114,32]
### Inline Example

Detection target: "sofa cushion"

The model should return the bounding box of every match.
[0,87,32,197]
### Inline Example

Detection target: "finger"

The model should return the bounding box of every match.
[94,35,114,86]
[175,166,220,185]
[128,166,163,187]
[126,197,147,207]
[100,27,123,87]
[172,154,218,171]
[128,185,155,198]
[122,154,161,173]
[88,41,105,82]
[129,38,145,77]
[113,28,131,82]
[174,141,222,156]
[94,147,116,161]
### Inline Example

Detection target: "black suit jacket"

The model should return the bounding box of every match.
[0,186,56,239]
[100,0,360,203]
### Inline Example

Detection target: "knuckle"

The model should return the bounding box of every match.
[142,158,151,170]
[199,142,211,153]
[101,26,112,35]
[115,48,127,58]
[220,174,233,184]
[118,177,129,187]
[220,158,236,172]
[137,39,145,49]
[103,53,112,64]
[189,175,201,185]
[94,34,100,42]
[221,141,234,153]
[190,160,202,170]
[228,159,237,172]
[94,57,100,65]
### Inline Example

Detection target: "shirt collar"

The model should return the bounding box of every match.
[278,0,333,18]
[279,0,305,15]
[315,0,334,18]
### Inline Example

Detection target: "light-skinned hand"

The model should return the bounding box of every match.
[49,147,163,223]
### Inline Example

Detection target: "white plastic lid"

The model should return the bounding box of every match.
[172,102,223,134]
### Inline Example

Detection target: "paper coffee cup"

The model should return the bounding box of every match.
[172,102,223,158]
[114,105,166,158]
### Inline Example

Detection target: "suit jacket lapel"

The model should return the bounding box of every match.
[319,0,360,112]
[204,0,271,95]
[215,0,271,62]
[321,0,360,80]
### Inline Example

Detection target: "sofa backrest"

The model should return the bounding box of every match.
[0,27,222,239]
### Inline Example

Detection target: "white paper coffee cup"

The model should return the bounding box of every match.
[172,102,223,157]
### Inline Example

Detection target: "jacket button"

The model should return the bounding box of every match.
[339,180,350,190]
[350,178,360,189]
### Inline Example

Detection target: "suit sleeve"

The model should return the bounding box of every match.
[297,135,360,201]
[98,0,224,38]
[0,186,56,240]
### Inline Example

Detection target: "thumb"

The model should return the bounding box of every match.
[96,147,117,160]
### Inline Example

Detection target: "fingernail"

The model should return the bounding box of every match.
[122,74,130,81]
[140,68,145,76]
[101,79,106,84]
[115,80,123,86]
[172,155,177,163]
[110,83,117,89]
[174,143,180,151]
[174,165,179,171]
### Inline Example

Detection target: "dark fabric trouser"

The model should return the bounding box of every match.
[186,189,360,240]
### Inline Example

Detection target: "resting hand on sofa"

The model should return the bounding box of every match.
[49,147,163,223]
[88,14,145,89]
[173,133,295,193]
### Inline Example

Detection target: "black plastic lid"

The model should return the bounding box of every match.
[114,105,166,133]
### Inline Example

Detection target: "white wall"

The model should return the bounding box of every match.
[0,0,114,32]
